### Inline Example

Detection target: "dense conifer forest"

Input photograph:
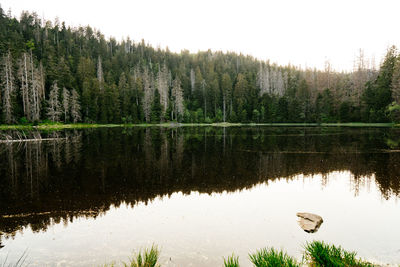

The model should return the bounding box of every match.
[1,8,400,124]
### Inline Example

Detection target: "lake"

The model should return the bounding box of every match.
[0,126,399,266]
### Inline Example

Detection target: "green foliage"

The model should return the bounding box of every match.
[204,116,212,123]
[277,97,289,122]
[100,241,383,267]
[25,39,35,50]
[339,101,351,122]
[195,108,204,123]
[215,108,223,122]
[260,106,266,122]
[223,254,240,267]
[19,117,28,125]
[249,248,299,267]
[229,110,238,123]
[40,119,62,125]
[123,245,160,267]
[362,47,399,122]
[387,102,400,123]
[239,109,247,123]
[183,109,191,123]
[316,89,335,122]
[304,241,373,267]
[252,109,260,123]
[386,137,400,149]
[151,90,162,123]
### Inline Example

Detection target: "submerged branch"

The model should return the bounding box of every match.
[0,131,67,143]
[0,137,67,143]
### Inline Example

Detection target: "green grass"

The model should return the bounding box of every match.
[321,122,395,127]
[123,245,160,267]
[304,241,374,267]
[100,241,380,267]
[0,122,397,131]
[102,245,160,267]
[223,254,240,267]
[0,123,121,130]
[249,248,300,267]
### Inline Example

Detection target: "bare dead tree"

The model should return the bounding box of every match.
[157,63,169,118]
[2,51,15,123]
[62,87,70,122]
[97,55,104,90]
[143,66,154,122]
[171,77,184,121]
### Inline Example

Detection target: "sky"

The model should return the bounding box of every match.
[1,0,400,71]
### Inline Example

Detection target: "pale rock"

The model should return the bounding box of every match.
[296,212,323,233]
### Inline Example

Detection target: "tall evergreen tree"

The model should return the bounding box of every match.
[47,82,62,122]
[221,73,232,122]
[151,88,161,123]
[70,89,81,123]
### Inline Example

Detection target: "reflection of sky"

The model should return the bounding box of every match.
[1,171,400,267]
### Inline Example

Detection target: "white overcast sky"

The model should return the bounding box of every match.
[1,0,400,71]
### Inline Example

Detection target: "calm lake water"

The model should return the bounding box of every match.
[0,126,400,266]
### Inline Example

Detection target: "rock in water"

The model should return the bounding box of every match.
[296,212,323,233]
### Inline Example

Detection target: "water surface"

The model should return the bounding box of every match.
[0,127,399,266]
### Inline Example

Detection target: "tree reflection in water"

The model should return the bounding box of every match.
[0,127,399,243]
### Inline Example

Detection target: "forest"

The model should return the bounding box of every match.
[1,7,400,125]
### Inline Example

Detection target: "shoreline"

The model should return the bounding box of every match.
[0,122,397,131]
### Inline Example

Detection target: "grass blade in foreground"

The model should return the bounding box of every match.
[123,245,160,267]
[304,241,374,267]
[249,247,300,267]
[1,249,28,267]
[223,254,240,267]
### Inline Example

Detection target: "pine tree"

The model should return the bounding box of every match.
[118,72,130,118]
[70,89,81,123]
[47,82,62,122]
[190,68,195,93]
[171,77,184,121]
[151,88,161,123]
[392,57,400,104]
[62,87,70,122]
[221,73,232,122]
[201,79,207,119]
[106,83,120,122]
[194,66,204,109]
[364,46,398,121]
[234,73,248,110]
[157,63,169,119]
[143,67,154,122]
[77,57,97,121]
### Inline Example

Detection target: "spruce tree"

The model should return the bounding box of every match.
[151,89,161,123]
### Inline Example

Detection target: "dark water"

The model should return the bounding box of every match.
[0,127,400,266]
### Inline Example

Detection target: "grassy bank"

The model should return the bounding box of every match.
[102,241,376,267]
[0,122,397,131]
